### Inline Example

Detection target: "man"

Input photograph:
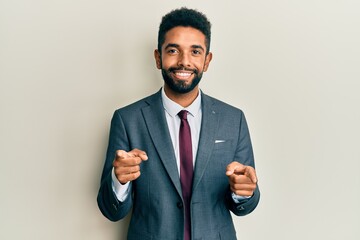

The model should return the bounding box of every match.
[97,7,260,240]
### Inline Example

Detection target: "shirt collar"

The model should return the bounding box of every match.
[161,87,202,118]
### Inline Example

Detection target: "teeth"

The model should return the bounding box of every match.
[175,72,191,77]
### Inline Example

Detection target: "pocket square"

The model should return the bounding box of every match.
[215,140,226,143]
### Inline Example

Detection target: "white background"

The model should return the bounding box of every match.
[1,0,359,239]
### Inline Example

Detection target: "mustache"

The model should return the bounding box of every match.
[168,67,198,74]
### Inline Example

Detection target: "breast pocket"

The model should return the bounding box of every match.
[212,139,234,152]
[210,139,235,174]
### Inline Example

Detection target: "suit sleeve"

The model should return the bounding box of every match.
[226,110,260,216]
[97,110,133,221]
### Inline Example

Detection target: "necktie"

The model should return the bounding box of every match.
[178,110,193,240]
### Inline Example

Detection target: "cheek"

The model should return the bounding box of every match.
[195,59,207,71]
[161,56,176,69]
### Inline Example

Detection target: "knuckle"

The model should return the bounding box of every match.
[119,175,126,183]
[133,171,140,179]
[234,183,241,189]
[234,176,242,183]
[135,158,142,165]
[229,174,236,180]
[114,159,124,166]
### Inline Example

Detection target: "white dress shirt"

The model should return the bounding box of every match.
[161,87,202,174]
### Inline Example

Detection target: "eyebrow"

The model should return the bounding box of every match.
[164,43,180,50]
[164,43,205,51]
[191,45,205,51]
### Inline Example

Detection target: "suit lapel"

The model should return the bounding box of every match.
[192,93,219,192]
[141,91,183,197]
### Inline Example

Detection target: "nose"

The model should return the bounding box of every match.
[177,52,191,67]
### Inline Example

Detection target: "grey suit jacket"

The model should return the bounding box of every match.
[97,90,260,240]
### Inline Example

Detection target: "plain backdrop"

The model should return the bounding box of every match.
[1,0,359,239]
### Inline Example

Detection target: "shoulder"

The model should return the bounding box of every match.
[114,90,161,115]
[202,92,245,116]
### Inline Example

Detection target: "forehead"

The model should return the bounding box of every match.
[163,26,206,48]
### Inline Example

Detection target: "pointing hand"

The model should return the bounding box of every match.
[113,148,148,184]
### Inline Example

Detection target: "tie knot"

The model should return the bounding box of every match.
[178,110,188,120]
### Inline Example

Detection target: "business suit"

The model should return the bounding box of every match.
[97,89,260,240]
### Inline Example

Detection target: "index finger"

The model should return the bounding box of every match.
[242,166,258,184]
[128,148,148,161]
[225,162,245,176]
[114,149,146,167]
[115,150,131,160]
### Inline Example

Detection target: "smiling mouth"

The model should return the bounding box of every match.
[173,71,193,79]
[169,67,196,80]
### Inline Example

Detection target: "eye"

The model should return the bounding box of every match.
[167,49,178,54]
[192,49,202,55]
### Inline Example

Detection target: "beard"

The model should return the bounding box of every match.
[161,66,203,94]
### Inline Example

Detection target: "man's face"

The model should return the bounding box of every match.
[154,26,212,94]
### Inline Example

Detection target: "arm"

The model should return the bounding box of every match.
[97,111,140,221]
[97,110,148,221]
[226,164,260,216]
[226,111,260,216]
[97,170,133,221]
[226,185,260,216]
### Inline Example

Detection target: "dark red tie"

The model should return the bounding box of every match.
[178,110,193,240]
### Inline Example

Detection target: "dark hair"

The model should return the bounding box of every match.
[157,7,212,54]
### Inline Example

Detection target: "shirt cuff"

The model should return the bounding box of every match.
[231,192,251,204]
[111,167,131,202]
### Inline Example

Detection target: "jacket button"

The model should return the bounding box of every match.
[177,202,183,209]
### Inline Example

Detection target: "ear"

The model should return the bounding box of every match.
[154,49,162,69]
[203,52,213,72]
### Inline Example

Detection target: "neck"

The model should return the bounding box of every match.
[164,85,199,108]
